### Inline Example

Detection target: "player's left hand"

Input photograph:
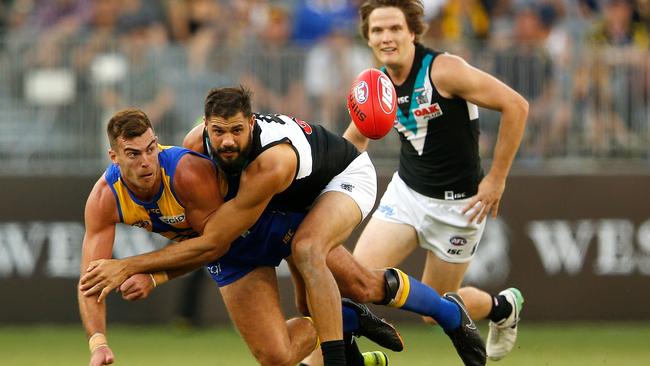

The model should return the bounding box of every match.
[89,344,114,366]
[118,273,155,301]
[80,259,129,302]
[462,174,505,224]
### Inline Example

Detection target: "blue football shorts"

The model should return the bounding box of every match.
[205,209,306,287]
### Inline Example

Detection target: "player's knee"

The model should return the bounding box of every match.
[291,239,327,270]
[253,347,293,366]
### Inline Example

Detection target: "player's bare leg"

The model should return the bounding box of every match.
[297,248,399,366]
[355,217,521,362]
[420,252,491,321]
[291,191,363,364]
[220,266,317,365]
[352,219,418,269]
[353,218,486,365]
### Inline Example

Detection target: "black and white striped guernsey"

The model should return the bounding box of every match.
[203,113,360,211]
[386,43,484,200]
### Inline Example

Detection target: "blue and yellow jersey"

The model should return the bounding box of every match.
[104,145,208,242]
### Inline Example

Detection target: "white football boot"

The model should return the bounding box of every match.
[487,287,524,361]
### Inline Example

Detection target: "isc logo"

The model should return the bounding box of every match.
[378,75,394,114]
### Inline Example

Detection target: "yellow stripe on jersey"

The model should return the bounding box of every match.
[157,167,191,230]
[113,178,152,231]
[112,167,194,241]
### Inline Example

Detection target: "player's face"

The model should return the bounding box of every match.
[109,128,161,194]
[205,112,254,174]
[367,7,416,68]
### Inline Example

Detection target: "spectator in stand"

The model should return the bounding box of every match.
[429,0,490,44]
[238,4,309,118]
[583,0,647,155]
[491,3,556,158]
[95,6,175,145]
[291,0,358,46]
[304,27,372,133]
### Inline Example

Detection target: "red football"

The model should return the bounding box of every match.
[347,68,397,140]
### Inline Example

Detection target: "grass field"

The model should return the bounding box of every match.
[2,322,649,365]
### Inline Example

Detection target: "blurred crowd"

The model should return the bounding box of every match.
[0,0,648,172]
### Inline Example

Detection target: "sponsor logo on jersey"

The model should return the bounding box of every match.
[450,236,468,246]
[377,74,395,114]
[354,81,369,104]
[132,220,151,229]
[415,87,430,104]
[290,116,313,134]
[159,213,186,225]
[413,103,443,119]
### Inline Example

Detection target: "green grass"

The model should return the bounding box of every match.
[1,322,649,365]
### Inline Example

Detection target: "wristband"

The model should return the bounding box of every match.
[149,271,169,287]
[88,332,108,353]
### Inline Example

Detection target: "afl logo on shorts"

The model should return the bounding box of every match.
[450,236,467,246]
[354,81,369,104]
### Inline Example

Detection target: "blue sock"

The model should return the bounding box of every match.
[391,270,461,331]
[342,302,360,333]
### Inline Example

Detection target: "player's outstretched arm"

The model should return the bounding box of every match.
[104,153,223,302]
[78,178,118,365]
[432,54,528,223]
[343,121,370,152]
[81,145,297,302]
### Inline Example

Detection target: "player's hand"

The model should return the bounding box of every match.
[462,174,505,224]
[89,344,114,366]
[80,259,129,302]
[118,273,155,301]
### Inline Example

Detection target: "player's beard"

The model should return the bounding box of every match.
[213,143,251,176]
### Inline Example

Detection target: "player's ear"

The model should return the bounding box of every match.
[108,148,117,163]
[202,116,207,127]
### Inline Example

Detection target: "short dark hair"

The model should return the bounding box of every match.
[204,86,253,120]
[106,109,153,148]
[359,0,427,42]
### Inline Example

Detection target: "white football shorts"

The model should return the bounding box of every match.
[320,152,377,220]
[373,172,486,263]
